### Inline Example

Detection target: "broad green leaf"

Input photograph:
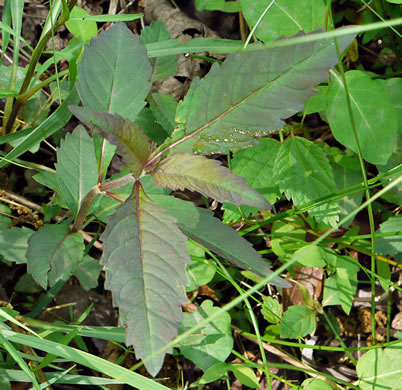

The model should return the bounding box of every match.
[26,225,85,289]
[0,204,11,231]
[76,22,152,121]
[55,125,98,217]
[261,296,282,324]
[149,93,177,135]
[231,366,259,388]
[135,108,169,145]
[322,255,358,314]
[74,255,102,291]
[0,88,80,169]
[0,227,34,264]
[302,378,333,390]
[152,153,270,209]
[70,107,152,177]
[357,348,402,390]
[174,32,355,154]
[375,215,402,263]
[179,300,233,371]
[14,274,42,293]
[302,85,328,115]
[241,0,326,43]
[273,137,339,226]
[231,138,281,205]
[65,6,97,43]
[293,245,326,268]
[140,21,177,81]
[280,305,316,339]
[151,195,291,288]
[199,362,230,384]
[196,0,241,12]
[100,183,190,376]
[326,71,398,165]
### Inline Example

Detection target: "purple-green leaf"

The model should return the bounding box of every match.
[26,225,84,289]
[152,153,270,209]
[100,182,191,376]
[70,106,152,177]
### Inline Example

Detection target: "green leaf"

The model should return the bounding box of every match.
[231,138,281,205]
[302,378,333,390]
[152,153,270,209]
[70,14,143,22]
[322,255,358,314]
[100,183,190,376]
[74,255,102,291]
[196,0,241,12]
[293,245,326,268]
[179,300,233,371]
[280,305,317,339]
[135,108,169,145]
[0,227,33,264]
[65,6,97,43]
[151,195,291,288]
[70,107,152,177]
[375,215,402,263]
[0,88,80,169]
[55,125,98,217]
[149,93,177,135]
[241,0,326,43]
[357,348,402,390]
[26,225,85,289]
[231,366,259,388]
[326,71,398,165]
[261,296,282,324]
[174,32,355,154]
[76,22,152,121]
[273,137,339,226]
[140,21,177,81]
[199,362,230,384]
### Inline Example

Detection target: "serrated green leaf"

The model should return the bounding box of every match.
[261,296,282,324]
[70,107,152,177]
[280,305,316,339]
[174,32,355,154]
[65,6,97,43]
[76,22,152,121]
[151,195,290,287]
[26,225,85,289]
[55,125,98,217]
[152,153,270,209]
[140,21,177,81]
[179,300,233,371]
[231,138,281,205]
[100,183,190,376]
[0,227,34,264]
[149,93,177,135]
[74,255,102,291]
[326,71,398,165]
[241,0,326,43]
[357,348,402,390]
[273,137,339,226]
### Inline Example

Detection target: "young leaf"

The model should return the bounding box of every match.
[240,0,326,43]
[174,32,355,154]
[136,108,169,145]
[293,245,326,268]
[140,21,177,81]
[179,300,233,371]
[65,6,97,43]
[70,106,152,177]
[151,194,290,288]
[26,225,85,289]
[55,125,98,217]
[100,182,191,376]
[76,22,152,121]
[326,70,398,165]
[273,137,339,226]
[0,227,34,264]
[74,255,102,291]
[152,153,270,209]
[280,305,316,339]
[261,296,282,324]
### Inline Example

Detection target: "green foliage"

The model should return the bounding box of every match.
[280,305,317,339]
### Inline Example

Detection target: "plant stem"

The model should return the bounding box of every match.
[72,185,100,233]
